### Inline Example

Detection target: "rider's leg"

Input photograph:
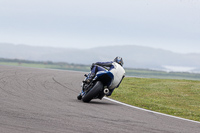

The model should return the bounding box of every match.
[86,66,97,83]
[77,66,97,100]
[86,65,106,83]
[77,65,107,100]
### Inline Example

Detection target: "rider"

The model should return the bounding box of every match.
[77,56,125,100]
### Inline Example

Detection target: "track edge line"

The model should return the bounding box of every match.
[104,97,200,124]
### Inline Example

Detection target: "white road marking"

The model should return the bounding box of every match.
[104,97,200,124]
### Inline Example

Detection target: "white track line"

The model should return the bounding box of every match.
[104,97,200,124]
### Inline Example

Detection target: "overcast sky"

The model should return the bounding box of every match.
[0,0,200,53]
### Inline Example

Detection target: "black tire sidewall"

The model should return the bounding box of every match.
[82,81,103,103]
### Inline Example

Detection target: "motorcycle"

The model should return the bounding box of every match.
[80,70,114,103]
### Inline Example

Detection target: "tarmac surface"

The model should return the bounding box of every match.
[0,65,199,133]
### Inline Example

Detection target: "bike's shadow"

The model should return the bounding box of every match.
[86,100,117,105]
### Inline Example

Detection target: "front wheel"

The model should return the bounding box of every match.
[82,81,103,103]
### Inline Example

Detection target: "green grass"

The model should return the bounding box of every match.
[0,62,49,68]
[111,77,200,122]
[0,61,90,72]
[125,68,200,80]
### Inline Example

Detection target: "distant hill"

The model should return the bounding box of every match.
[0,43,200,72]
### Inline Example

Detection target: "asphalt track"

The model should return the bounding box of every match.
[0,65,199,133]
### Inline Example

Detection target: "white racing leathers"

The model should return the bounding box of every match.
[108,62,125,89]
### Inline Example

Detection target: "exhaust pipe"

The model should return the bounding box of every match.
[104,88,110,95]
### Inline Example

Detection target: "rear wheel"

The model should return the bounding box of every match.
[82,81,103,103]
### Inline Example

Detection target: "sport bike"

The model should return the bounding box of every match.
[80,70,114,103]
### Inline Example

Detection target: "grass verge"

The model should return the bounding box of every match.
[111,77,200,122]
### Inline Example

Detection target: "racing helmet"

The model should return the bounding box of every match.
[114,56,124,66]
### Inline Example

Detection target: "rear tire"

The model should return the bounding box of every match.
[82,81,103,103]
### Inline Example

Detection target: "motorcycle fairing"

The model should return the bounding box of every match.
[93,71,114,87]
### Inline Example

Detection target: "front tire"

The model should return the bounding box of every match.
[82,81,103,103]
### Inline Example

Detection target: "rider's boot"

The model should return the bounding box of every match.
[86,73,95,83]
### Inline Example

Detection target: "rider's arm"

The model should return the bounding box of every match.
[95,61,113,67]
